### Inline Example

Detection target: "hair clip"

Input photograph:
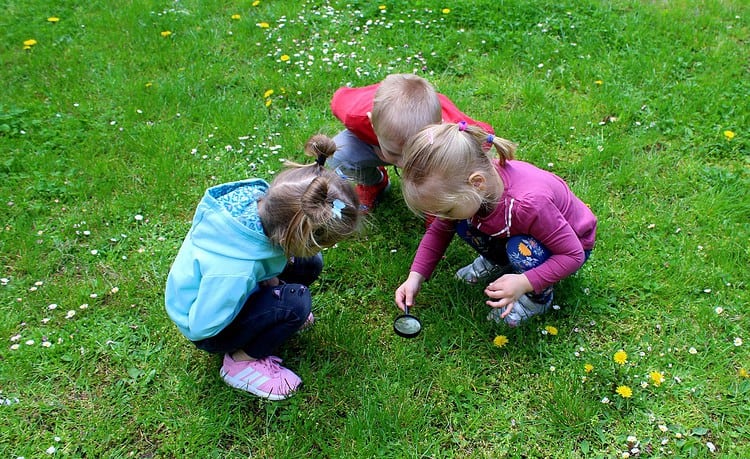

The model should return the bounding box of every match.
[458,121,468,131]
[331,199,345,219]
[486,134,495,144]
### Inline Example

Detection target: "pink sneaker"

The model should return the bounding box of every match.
[220,354,301,400]
[299,312,315,332]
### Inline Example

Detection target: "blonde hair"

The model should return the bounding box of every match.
[401,123,516,218]
[260,134,361,256]
[370,74,442,156]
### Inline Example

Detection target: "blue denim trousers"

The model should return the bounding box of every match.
[192,253,323,358]
[456,221,590,303]
[328,129,389,185]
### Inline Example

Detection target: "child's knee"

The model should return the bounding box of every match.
[303,253,324,280]
[506,235,551,270]
[280,283,312,319]
[281,253,324,286]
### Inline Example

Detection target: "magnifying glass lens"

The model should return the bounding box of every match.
[393,313,422,338]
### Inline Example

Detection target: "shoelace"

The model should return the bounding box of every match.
[257,356,283,377]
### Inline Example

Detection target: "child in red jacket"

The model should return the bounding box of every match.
[329,74,502,283]
[329,73,493,213]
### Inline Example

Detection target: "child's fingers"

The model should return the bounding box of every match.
[395,288,412,311]
[499,303,514,318]
[395,292,405,310]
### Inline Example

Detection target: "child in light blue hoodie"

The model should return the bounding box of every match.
[166,134,360,400]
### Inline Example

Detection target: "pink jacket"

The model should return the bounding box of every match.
[411,160,597,293]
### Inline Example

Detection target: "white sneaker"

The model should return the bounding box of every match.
[487,293,553,327]
[456,255,507,284]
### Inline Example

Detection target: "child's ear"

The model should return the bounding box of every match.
[468,172,486,190]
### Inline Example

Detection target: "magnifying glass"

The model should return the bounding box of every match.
[393,305,422,338]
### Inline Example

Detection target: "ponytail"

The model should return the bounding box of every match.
[260,134,360,256]
[305,134,337,169]
[485,133,516,165]
[457,122,516,165]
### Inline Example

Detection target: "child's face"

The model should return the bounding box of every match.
[368,112,405,167]
[413,180,481,221]
[374,144,404,168]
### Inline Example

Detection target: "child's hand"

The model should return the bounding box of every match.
[395,271,426,312]
[259,277,280,287]
[484,273,533,317]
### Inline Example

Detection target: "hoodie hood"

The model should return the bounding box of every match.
[189,179,280,261]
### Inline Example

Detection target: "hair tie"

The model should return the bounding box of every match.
[315,154,327,167]
[486,134,495,144]
[331,199,345,219]
[458,121,468,131]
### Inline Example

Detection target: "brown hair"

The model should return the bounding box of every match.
[260,134,361,256]
[401,123,516,218]
[370,74,442,156]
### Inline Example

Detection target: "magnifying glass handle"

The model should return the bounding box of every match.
[403,305,409,315]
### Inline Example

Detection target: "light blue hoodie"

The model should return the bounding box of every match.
[165,179,287,341]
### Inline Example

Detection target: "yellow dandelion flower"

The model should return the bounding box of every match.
[493,335,508,348]
[252,0,260,6]
[160,31,172,37]
[263,89,274,98]
[47,17,60,23]
[613,349,628,365]
[231,14,241,20]
[594,80,603,85]
[442,8,451,14]
[379,5,386,10]
[280,54,290,62]
[724,130,735,140]
[265,99,272,107]
[258,22,270,28]
[649,371,665,387]
[739,368,749,378]
[145,82,153,88]
[584,363,594,373]
[518,242,531,257]
[544,325,558,336]
[616,385,633,398]
[23,39,37,47]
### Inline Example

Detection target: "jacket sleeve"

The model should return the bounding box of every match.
[167,272,258,341]
[514,197,586,292]
[189,274,258,341]
[409,218,457,280]
[437,94,494,134]
[330,85,380,145]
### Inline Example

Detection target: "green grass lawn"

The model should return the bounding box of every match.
[1,0,749,457]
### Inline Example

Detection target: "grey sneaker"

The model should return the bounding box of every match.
[455,255,507,284]
[487,293,553,327]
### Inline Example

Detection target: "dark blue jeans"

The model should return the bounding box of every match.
[193,253,323,358]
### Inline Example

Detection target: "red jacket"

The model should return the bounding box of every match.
[331,82,494,145]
